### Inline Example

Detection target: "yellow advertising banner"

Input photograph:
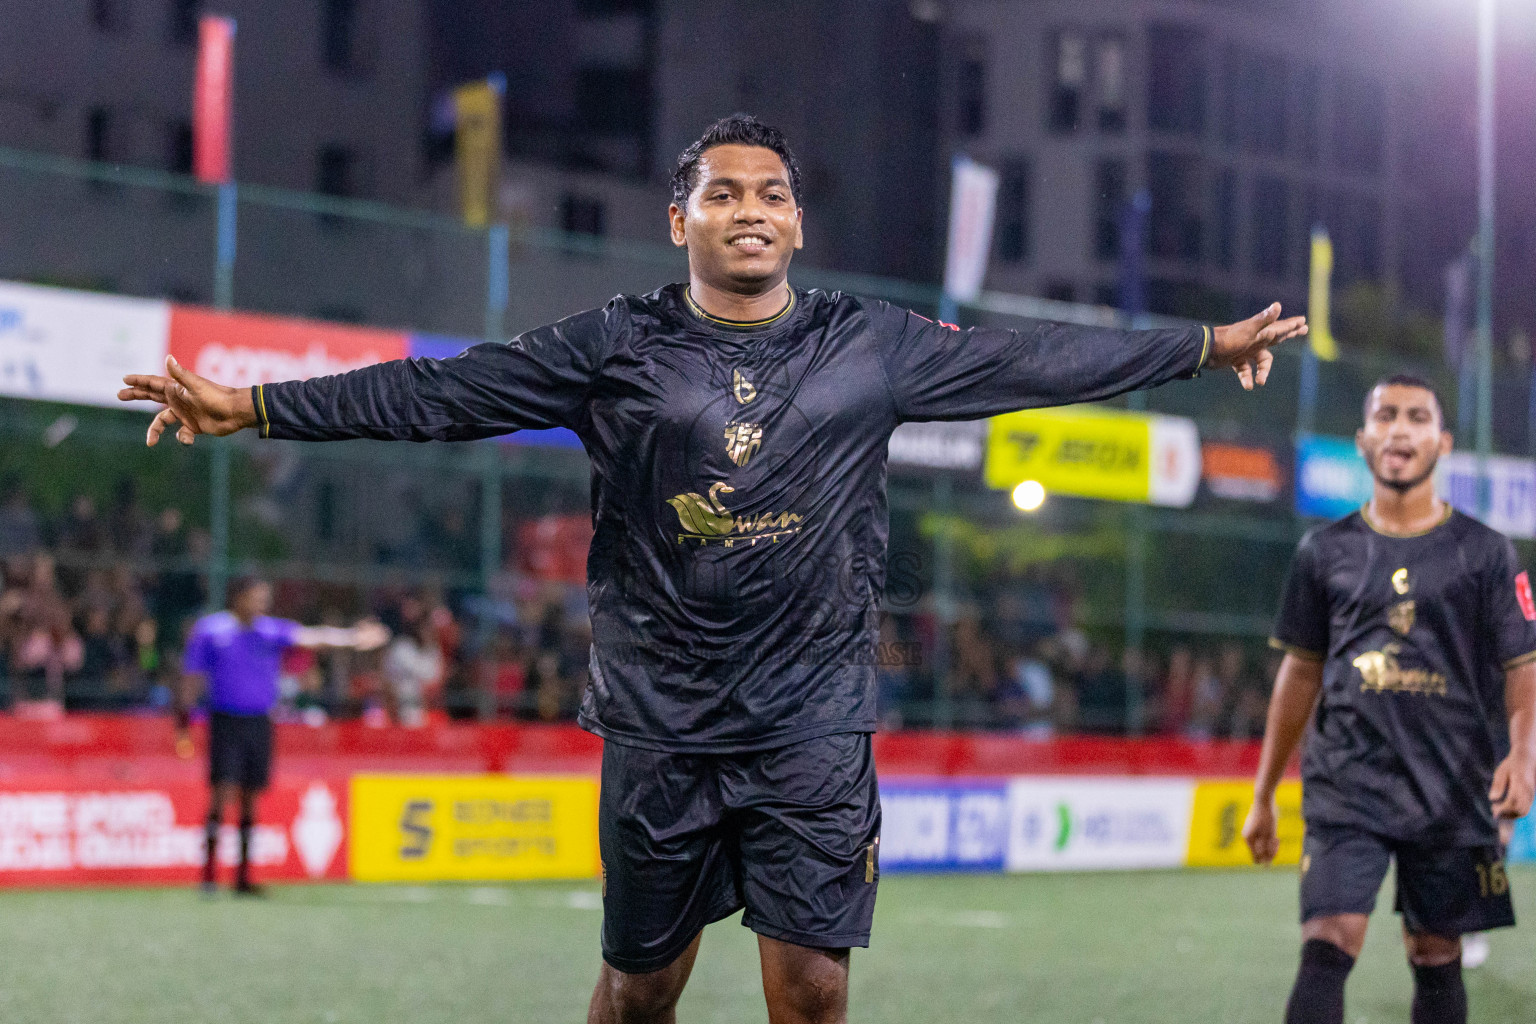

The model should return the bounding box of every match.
[1186,780,1305,868]
[454,80,502,228]
[349,774,599,882]
[985,407,1202,507]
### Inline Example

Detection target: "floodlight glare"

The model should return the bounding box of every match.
[1012,479,1046,512]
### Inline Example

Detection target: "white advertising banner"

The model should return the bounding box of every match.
[888,420,987,471]
[0,281,170,409]
[943,156,1000,305]
[1004,778,1195,872]
[1438,452,1536,540]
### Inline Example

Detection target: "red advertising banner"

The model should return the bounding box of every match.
[168,306,408,389]
[193,16,236,184]
[0,775,348,888]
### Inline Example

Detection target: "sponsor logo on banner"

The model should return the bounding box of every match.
[985,407,1200,507]
[943,156,1000,305]
[168,306,407,389]
[1510,813,1536,865]
[1201,443,1283,502]
[0,778,346,887]
[1295,434,1373,519]
[0,281,170,409]
[1186,780,1303,868]
[879,782,1008,872]
[348,774,599,882]
[1437,452,1536,540]
[888,420,986,471]
[1004,778,1193,871]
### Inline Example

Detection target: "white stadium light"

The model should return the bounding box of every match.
[1011,479,1046,512]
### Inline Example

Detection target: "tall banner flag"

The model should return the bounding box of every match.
[192,16,236,184]
[1307,226,1338,361]
[454,76,504,229]
[940,155,1000,322]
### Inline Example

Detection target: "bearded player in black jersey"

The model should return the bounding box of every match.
[120,115,1305,1024]
[1245,375,1536,1024]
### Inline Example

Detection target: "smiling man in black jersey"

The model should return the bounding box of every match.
[121,114,1305,1024]
[1246,375,1536,1024]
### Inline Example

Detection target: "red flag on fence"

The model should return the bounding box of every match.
[193,16,236,183]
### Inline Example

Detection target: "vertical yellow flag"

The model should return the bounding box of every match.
[1308,227,1339,361]
[454,80,502,228]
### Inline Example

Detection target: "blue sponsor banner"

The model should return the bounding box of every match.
[407,333,585,451]
[1294,434,1371,520]
[878,781,1008,873]
[1510,813,1536,864]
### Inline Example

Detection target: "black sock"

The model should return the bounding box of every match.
[1411,959,1465,1024]
[236,814,254,887]
[1285,939,1355,1024]
[202,813,219,885]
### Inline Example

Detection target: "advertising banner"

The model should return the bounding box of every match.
[349,774,599,882]
[0,777,347,888]
[1438,452,1536,540]
[879,782,1008,873]
[1186,780,1303,868]
[1201,442,1283,503]
[0,281,170,409]
[943,156,1000,306]
[1294,434,1372,519]
[454,78,503,229]
[1004,778,1194,871]
[1509,813,1536,865]
[193,16,236,184]
[984,407,1201,507]
[169,306,407,390]
[888,420,986,472]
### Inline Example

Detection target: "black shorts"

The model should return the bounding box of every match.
[208,712,274,790]
[598,731,881,974]
[1300,822,1515,936]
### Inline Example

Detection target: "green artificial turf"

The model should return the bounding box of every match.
[2,868,1532,1022]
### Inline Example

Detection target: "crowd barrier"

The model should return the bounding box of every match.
[0,717,1528,887]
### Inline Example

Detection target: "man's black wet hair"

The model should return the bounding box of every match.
[1364,373,1444,425]
[670,114,803,210]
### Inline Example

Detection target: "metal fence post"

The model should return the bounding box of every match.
[208,180,238,609]
[478,224,509,595]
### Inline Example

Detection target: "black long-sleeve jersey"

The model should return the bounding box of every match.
[257,283,1210,752]
[1271,508,1536,845]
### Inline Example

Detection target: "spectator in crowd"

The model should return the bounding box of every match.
[0,475,40,556]
[382,597,443,727]
[1184,654,1227,741]
[1157,645,1196,735]
[947,609,999,724]
[997,642,1056,737]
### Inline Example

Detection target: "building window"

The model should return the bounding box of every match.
[1328,192,1381,283]
[995,159,1031,264]
[321,0,357,72]
[91,0,126,31]
[1044,282,1076,303]
[1214,169,1237,270]
[168,0,199,44]
[1146,23,1206,137]
[958,49,987,137]
[1096,35,1128,132]
[316,145,358,197]
[1292,66,1321,163]
[85,108,114,162]
[167,120,193,174]
[1221,46,1288,156]
[562,194,606,237]
[1147,150,1204,263]
[1093,159,1127,262]
[1048,30,1087,134]
[576,0,655,12]
[1331,72,1384,174]
[1249,175,1290,277]
[576,67,650,135]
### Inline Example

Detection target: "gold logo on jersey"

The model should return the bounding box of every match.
[1352,643,1446,696]
[1392,568,1410,595]
[667,482,803,547]
[732,369,757,405]
[723,421,763,466]
[1388,600,1416,636]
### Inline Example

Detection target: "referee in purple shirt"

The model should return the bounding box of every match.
[179,578,386,895]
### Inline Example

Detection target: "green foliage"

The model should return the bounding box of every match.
[1334,281,1443,360]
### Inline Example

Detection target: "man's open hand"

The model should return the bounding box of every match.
[1242,795,1280,865]
[118,355,257,446]
[1207,303,1310,391]
[1491,753,1535,821]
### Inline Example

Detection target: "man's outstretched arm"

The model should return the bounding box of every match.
[874,301,1308,423]
[119,303,618,446]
